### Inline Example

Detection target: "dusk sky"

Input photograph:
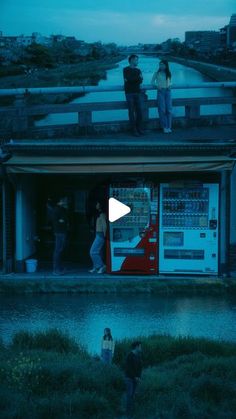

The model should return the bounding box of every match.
[1,0,235,44]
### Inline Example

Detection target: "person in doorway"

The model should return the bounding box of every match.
[89,201,107,274]
[151,59,172,133]
[125,341,143,417]
[48,197,69,275]
[101,327,115,364]
[123,55,145,137]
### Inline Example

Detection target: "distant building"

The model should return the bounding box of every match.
[0,32,51,49]
[219,26,228,50]
[16,35,34,46]
[50,34,67,43]
[0,35,17,47]
[185,31,221,53]
[31,32,51,46]
[227,14,236,49]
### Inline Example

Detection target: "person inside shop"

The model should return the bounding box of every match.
[89,200,107,274]
[151,59,172,134]
[47,197,69,275]
[100,327,115,364]
[125,341,143,417]
[123,54,145,137]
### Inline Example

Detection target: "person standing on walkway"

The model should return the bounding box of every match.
[151,59,172,133]
[89,201,107,274]
[125,341,142,417]
[101,327,115,364]
[49,197,69,275]
[123,55,145,137]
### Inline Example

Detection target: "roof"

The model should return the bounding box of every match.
[4,154,235,174]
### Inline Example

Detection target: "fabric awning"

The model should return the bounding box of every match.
[4,155,235,174]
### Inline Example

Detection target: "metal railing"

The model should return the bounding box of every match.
[0,82,236,138]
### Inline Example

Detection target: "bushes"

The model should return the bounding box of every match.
[132,354,236,419]
[0,329,124,418]
[1,330,236,418]
[0,65,25,77]
[11,329,85,355]
[113,334,236,369]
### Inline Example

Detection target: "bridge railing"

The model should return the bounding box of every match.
[0,82,236,138]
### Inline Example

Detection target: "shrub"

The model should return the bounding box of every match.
[133,352,236,419]
[3,353,42,396]
[11,329,85,355]
[113,334,236,369]
[190,374,236,404]
[2,331,236,418]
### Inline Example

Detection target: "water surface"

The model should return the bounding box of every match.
[1,294,235,354]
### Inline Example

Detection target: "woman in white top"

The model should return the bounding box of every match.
[89,201,107,274]
[101,327,115,364]
[151,60,172,133]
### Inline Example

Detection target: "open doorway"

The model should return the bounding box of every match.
[35,174,109,272]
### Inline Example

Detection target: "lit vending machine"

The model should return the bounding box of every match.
[107,183,159,274]
[159,183,219,275]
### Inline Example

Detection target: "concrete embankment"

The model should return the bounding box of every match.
[167,56,236,82]
[0,274,236,295]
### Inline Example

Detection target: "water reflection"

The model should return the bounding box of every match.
[0,294,236,354]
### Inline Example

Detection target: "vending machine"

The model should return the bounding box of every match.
[107,182,159,274]
[159,182,219,275]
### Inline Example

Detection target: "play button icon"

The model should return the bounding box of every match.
[109,198,131,223]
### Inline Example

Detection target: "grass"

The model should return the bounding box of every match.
[0,330,236,418]
[1,276,236,296]
[0,329,124,418]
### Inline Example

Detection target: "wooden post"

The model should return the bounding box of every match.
[141,91,149,124]
[78,111,92,127]
[13,94,28,135]
[78,110,92,135]
[185,104,200,119]
[232,87,236,119]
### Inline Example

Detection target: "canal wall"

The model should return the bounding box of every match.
[167,56,236,82]
[0,275,235,295]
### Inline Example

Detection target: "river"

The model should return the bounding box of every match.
[35,56,232,127]
[1,294,236,354]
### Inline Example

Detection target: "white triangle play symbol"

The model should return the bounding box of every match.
[109,198,131,222]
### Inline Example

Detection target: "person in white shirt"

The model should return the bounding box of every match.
[151,60,172,134]
[89,201,107,274]
[101,327,115,364]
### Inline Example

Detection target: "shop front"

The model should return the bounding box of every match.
[2,149,234,276]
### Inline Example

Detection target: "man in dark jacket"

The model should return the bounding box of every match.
[123,55,144,137]
[125,341,142,416]
[47,197,69,275]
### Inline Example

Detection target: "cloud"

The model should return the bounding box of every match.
[48,9,229,43]
[0,6,231,43]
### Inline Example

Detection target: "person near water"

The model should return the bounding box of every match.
[101,327,115,364]
[125,341,142,416]
[89,201,107,274]
[151,59,172,134]
[123,54,145,137]
[47,197,69,275]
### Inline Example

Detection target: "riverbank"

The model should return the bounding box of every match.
[165,55,236,82]
[0,55,125,106]
[0,330,236,418]
[0,273,236,295]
